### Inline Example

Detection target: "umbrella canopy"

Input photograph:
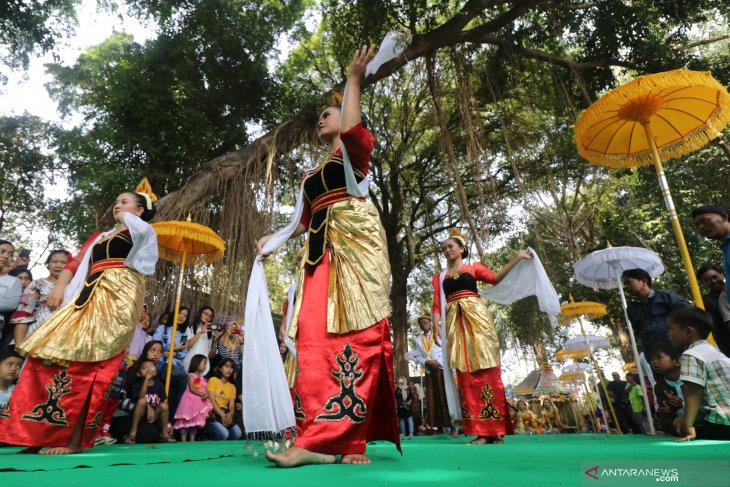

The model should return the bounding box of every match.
[564,335,611,352]
[623,362,639,373]
[574,69,730,169]
[559,372,586,383]
[573,246,664,290]
[556,348,589,361]
[152,217,225,264]
[560,296,608,322]
[562,363,592,374]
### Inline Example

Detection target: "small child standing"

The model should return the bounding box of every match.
[174,354,213,441]
[648,342,684,435]
[0,350,23,408]
[126,359,175,444]
[626,373,650,434]
[668,305,730,441]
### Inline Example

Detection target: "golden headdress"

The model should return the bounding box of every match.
[448,228,467,247]
[328,90,343,107]
[135,177,158,210]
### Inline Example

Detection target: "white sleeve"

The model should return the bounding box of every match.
[123,213,158,276]
[413,336,427,367]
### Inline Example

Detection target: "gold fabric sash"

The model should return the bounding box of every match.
[444,296,500,372]
[290,197,391,336]
[19,268,146,364]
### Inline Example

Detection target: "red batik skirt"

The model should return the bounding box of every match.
[292,249,401,456]
[457,366,513,437]
[0,352,123,449]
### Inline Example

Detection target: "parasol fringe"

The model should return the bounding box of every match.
[575,69,730,168]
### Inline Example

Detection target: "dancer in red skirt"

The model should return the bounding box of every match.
[0,183,158,454]
[258,46,399,467]
[432,229,532,444]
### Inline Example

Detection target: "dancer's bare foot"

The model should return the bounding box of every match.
[17,446,42,454]
[40,446,83,455]
[265,446,336,468]
[341,453,371,465]
[467,436,488,445]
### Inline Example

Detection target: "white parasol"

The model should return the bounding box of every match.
[564,335,611,352]
[573,246,663,434]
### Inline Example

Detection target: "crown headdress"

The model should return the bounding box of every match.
[135,177,158,210]
[448,228,468,246]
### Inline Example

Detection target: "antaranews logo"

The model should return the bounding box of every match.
[582,461,729,486]
[585,466,599,480]
[584,465,679,482]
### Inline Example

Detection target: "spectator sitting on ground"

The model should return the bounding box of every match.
[0,349,22,408]
[0,240,22,350]
[668,306,730,441]
[8,267,32,292]
[125,358,175,444]
[648,341,684,436]
[10,249,69,347]
[205,358,242,440]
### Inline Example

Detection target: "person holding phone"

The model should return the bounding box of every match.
[183,306,215,376]
[210,319,243,374]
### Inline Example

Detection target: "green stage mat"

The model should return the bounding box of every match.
[1,434,729,487]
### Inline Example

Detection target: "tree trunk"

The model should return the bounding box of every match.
[390,267,410,380]
[605,316,633,363]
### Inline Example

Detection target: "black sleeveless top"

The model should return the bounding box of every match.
[302,154,365,265]
[74,231,133,308]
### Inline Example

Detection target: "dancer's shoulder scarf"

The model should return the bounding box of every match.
[437,248,560,420]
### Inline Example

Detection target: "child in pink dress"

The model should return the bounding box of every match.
[174,354,213,441]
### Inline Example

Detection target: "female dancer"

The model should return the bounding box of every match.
[0,186,158,454]
[432,229,531,444]
[259,46,399,467]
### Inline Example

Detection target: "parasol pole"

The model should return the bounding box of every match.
[581,380,600,433]
[611,263,656,434]
[164,249,188,396]
[642,122,704,310]
[578,318,621,434]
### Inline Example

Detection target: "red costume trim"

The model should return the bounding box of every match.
[90,258,127,274]
[292,248,400,455]
[457,366,513,437]
[0,352,125,449]
[446,290,479,303]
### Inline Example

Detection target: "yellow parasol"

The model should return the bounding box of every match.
[555,348,589,361]
[622,362,639,373]
[560,296,624,434]
[152,214,225,395]
[574,69,730,308]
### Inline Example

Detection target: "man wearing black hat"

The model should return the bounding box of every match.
[692,205,730,307]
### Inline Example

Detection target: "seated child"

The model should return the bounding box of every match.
[648,342,684,435]
[0,349,22,408]
[174,354,212,442]
[668,305,730,441]
[126,358,175,444]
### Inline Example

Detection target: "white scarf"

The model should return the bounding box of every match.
[242,187,304,440]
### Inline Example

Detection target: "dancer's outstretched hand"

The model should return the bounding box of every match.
[347,44,374,83]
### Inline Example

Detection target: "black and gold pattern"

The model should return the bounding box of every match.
[315,343,367,423]
[86,410,102,430]
[477,384,503,420]
[303,155,365,266]
[21,369,72,426]
[294,392,306,421]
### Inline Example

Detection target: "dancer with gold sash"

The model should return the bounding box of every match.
[0,181,158,454]
[432,229,532,444]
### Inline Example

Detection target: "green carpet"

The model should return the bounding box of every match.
[1,434,729,486]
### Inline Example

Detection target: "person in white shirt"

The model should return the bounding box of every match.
[413,315,453,434]
[0,239,22,349]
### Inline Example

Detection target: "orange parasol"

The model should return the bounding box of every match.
[574,69,730,308]
[152,215,225,395]
[560,296,624,434]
